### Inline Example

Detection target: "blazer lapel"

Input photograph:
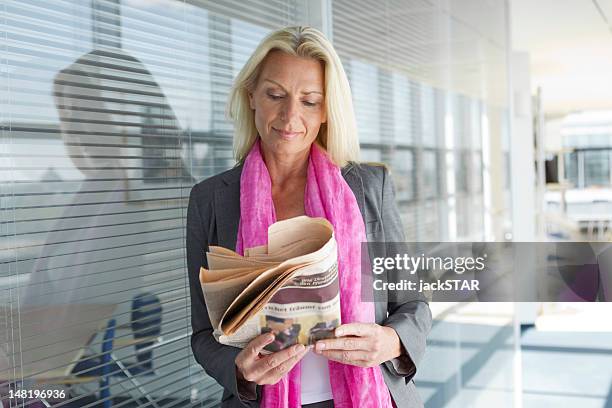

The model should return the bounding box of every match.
[213,163,365,251]
[342,164,366,222]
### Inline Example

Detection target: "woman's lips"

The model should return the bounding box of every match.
[273,127,301,139]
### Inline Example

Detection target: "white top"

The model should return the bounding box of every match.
[300,351,333,404]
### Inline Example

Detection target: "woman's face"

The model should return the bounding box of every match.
[249,51,327,159]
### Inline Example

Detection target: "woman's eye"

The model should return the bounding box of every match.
[303,101,318,107]
[267,93,283,100]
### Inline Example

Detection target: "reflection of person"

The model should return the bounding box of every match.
[186,27,432,408]
[22,50,132,307]
[22,49,188,308]
[20,47,191,366]
[16,49,189,383]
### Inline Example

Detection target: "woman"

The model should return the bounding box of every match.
[187,26,431,408]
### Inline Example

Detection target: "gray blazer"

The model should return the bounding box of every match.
[186,162,432,407]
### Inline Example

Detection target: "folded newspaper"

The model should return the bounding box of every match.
[199,216,341,352]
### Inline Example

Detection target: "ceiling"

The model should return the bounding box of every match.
[511,0,612,118]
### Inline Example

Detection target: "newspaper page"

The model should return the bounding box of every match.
[259,252,340,352]
[199,216,341,351]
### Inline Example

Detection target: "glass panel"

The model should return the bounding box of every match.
[392,149,415,202]
[584,150,610,186]
[2,1,516,407]
[333,0,514,405]
[564,151,578,186]
[349,59,381,145]
[392,72,414,146]
[422,150,440,199]
[0,1,305,406]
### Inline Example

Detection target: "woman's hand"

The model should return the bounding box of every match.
[235,333,309,385]
[314,323,402,368]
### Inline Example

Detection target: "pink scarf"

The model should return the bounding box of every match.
[236,139,393,408]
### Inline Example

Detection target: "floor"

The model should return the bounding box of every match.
[414,304,612,408]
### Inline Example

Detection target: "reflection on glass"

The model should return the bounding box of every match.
[472,151,484,194]
[392,150,415,201]
[455,152,469,194]
[420,83,440,147]
[360,148,382,163]
[392,72,413,146]
[584,150,610,186]
[22,48,190,306]
[564,151,578,186]
[422,150,439,199]
[2,44,199,406]
[349,59,381,144]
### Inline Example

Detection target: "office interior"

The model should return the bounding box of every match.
[1,0,612,407]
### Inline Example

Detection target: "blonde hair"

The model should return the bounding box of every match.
[227,26,359,167]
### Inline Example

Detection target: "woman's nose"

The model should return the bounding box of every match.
[280,98,300,123]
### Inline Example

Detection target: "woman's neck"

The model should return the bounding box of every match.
[261,147,308,188]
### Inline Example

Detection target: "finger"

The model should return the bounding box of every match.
[247,333,276,358]
[251,343,307,380]
[260,345,310,384]
[314,336,369,353]
[334,323,375,337]
[320,349,372,367]
[237,333,275,368]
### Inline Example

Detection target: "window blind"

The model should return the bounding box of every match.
[1,1,305,407]
[332,0,510,241]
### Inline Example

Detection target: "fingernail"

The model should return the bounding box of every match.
[316,342,325,352]
[294,344,305,353]
[335,330,343,337]
[267,334,275,342]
